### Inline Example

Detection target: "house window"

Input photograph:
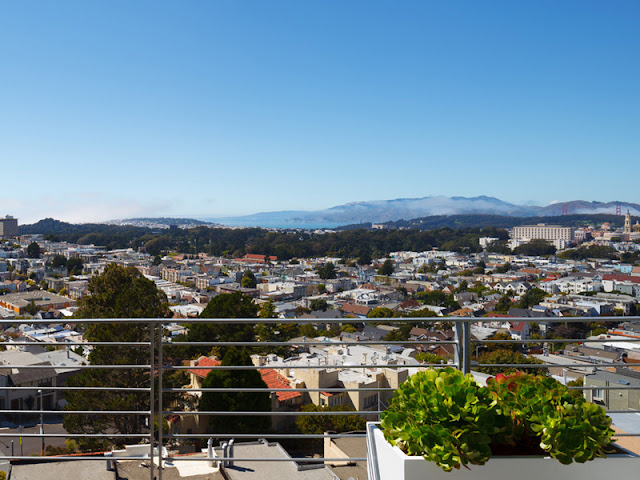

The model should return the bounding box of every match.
[592,388,604,402]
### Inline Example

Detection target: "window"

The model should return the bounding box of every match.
[592,388,604,402]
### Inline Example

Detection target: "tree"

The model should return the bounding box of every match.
[310,298,329,312]
[494,294,514,314]
[241,269,257,288]
[513,239,556,257]
[415,352,447,365]
[476,349,546,375]
[24,300,40,316]
[51,254,67,268]
[258,298,277,319]
[188,292,258,357]
[486,331,518,352]
[199,347,271,434]
[486,240,512,254]
[27,241,41,258]
[317,262,337,280]
[64,265,170,450]
[378,259,394,276]
[516,288,547,309]
[494,262,512,274]
[295,404,365,435]
[67,257,84,275]
[367,307,397,318]
[357,251,372,265]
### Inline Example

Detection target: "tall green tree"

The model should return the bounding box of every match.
[199,347,271,434]
[476,349,546,375]
[295,404,365,435]
[50,254,67,268]
[310,298,329,312]
[26,241,41,258]
[241,269,257,288]
[64,265,170,451]
[317,262,337,280]
[67,257,84,275]
[378,259,394,276]
[188,292,258,357]
[513,239,556,256]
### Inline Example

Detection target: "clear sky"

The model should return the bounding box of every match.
[1,1,639,224]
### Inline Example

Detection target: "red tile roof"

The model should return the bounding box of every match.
[603,274,640,284]
[259,369,301,402]
[341,303,372,316]
[509,321,527,332]
[188,357,221,378]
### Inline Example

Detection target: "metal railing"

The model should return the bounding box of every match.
[1,315,639,479]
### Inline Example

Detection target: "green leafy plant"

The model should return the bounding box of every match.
[380,368,615,472]
[486,372,614,465]
[380,367,508,471]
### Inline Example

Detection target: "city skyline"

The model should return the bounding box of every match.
[2,1,639,224]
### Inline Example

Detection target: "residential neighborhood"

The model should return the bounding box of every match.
[1,214,640,470]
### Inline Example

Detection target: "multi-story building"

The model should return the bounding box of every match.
[0,216,18,238]
[512,224,574,243]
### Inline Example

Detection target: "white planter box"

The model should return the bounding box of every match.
[366,422,638,480]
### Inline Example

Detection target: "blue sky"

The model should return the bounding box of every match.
[1,1,639,223]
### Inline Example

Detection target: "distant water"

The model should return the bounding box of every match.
[203,218,344,230]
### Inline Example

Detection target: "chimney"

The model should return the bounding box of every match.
[207,438,215,467]
[228,439,234,467]
[222,442,228,467]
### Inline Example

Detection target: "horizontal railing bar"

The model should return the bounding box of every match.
[15,316,640,324]
[164,433,366,439]
[0,433,149,438]
[164,410,381,416]
[167,456,369,462]
[169,364,422,370]
[164,387,396,393]
[165,340,457,346]
[570,386,640,390]
[162,456,370,462]
[3,341,149,346]
[1,364,150,369]
[607,409,640,413]
[479,338,640,344]
[0,455,368,462]
[476,363,620,368]
[2,386,151,391]
[1,410,150,415]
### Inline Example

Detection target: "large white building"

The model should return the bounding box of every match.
[512,224,574,242]
[511,224,574,250]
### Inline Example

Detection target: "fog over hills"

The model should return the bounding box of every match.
[203,196,640,228]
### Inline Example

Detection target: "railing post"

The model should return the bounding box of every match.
[454,320,471,374]
[149,320,155,480]
[158,321,164,480]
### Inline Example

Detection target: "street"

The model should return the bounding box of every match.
[0,422,69,456]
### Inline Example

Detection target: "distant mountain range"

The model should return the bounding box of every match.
[204,196,640,229]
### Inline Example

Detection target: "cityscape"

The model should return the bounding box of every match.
[2,1,640,479]
[1,208,640,478]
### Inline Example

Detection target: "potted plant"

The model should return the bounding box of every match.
[367,367,637,480]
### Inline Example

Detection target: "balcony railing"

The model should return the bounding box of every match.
[1,316,639,479]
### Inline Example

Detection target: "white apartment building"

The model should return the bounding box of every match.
[512,224,574,243]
